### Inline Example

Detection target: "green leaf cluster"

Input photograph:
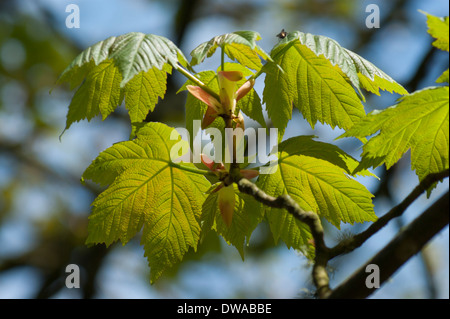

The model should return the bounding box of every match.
[57,32,188,131]
[83,122,211,282]
[420,11,449,83]
[190,31,270,71]
[340,12,449,195]
[56,25,434,282]
[263,31,408,140]
[256,136,376,254]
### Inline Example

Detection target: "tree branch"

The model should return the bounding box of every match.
[329,169,449,259]
[234,169,448,298]
[328,190,449,299]
[235,177,332,298]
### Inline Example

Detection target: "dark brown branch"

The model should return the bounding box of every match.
[328,191,449,299]
[329,169,449,259]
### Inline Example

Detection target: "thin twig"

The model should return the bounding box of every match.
[234,177,332,298]
[328,169,449,259]
[328,191,449,299]
[233,169,448,298]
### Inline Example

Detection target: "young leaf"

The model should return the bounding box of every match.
[124,64,172,123]
[59,32,187,87]
[437,69,449,84]
[341,86,449,194]
[201,183,264,259]
[83,122,211,282]
[420,11,449,52]
[274,135,377,179]
[58,32,187,131]
[257,136,376,252]
[190,31,270,70]
[264,31,407,139]
[283,31,408,96]
[257,200,314,258]
[65,60,123,130]
[178,70,225,149]
[420,12,449,84]
[343,48,408,96]
[264,39,365,139]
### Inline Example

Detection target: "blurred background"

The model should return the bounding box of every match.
[0,0,448,299]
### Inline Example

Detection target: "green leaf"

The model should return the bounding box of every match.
[64,59,123,131]
[420,11,449,52]
[224,44,267,71]
[58,32,187,131]
[257,136,376,252]
[257,200,314,258]
[264,39,365,139]
[57,36,117,88]
[437,69,449,83]
[263,31,407,139]
[278,31,408,96]
[59,32,187,87]
[343,48,408,96]
[201,183,264,258]
[261,63,293,141]
[272,135,378,179]
[281,31,361,94]
[83,122,211,282]
[190,31,270,70]
[341,86,449,194]
[238,87,266,128]
[124,64,172,123]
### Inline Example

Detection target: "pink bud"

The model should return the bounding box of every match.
[186,85,221,112]
[201,153,215,171]
[218,70,243,82]
[218,185,235,226]
[201,104,219,129]
[236,78,255,101]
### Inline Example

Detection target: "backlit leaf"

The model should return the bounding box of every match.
[264,31,407,140]
[201,183,264,258]
[420,11,449,52]
[190,31,270,70]
[257,136,376,253]
[64,59,123,131]
[58,32,187,131]
[264,39,365,139]
[83,122,211,282]
[436,69,449,83]
[341,86,449,195]
[124,64,172,123]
